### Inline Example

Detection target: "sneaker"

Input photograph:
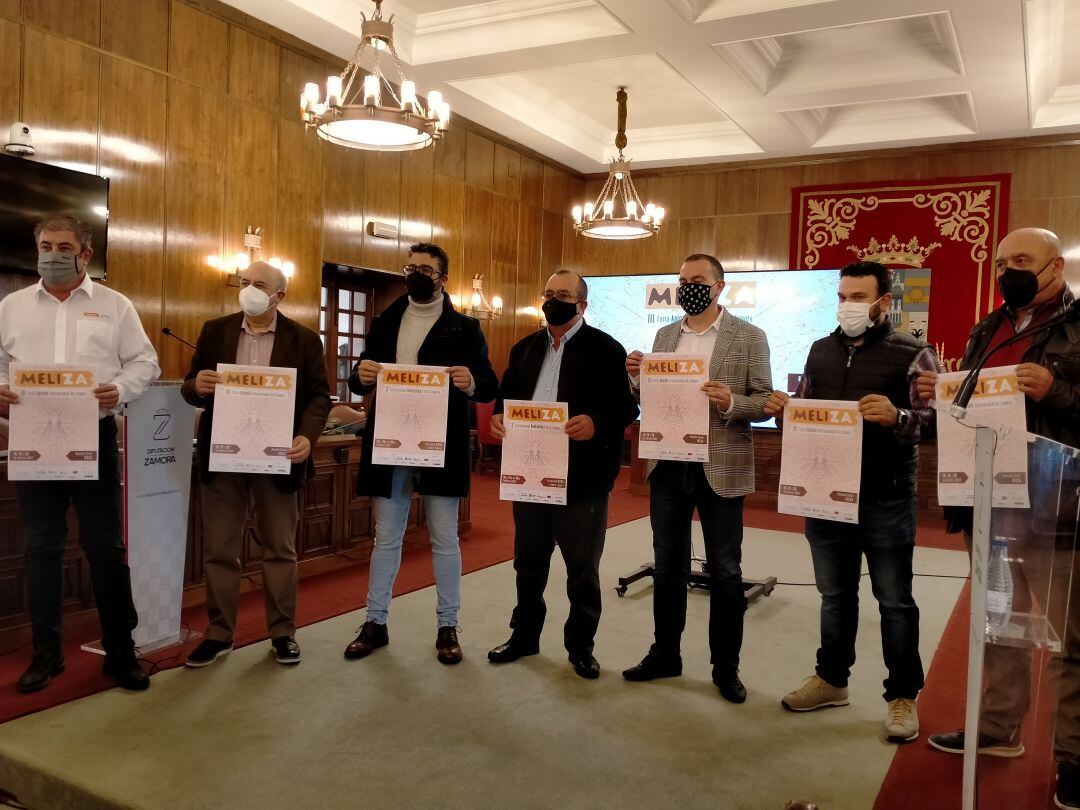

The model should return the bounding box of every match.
[885,698,919,742]
[436,627,463,665]
[926,729,1025,758]
[781,675,850,712]
[185,638,234,668]
[344,621,389,660]
[1057,762,1080,810]
[271,636,302,665]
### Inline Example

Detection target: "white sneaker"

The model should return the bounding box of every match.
[885,698,919,742]
[781,675,850,712]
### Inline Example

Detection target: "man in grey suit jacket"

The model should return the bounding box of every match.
[622,253,772,703]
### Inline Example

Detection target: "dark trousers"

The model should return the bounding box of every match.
[805,490,924,701]
[14,417,138,662]
[509,494,609,656]
[650,461,746,673]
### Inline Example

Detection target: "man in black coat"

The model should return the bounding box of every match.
[343,243,497,665]
[487,270,639,679]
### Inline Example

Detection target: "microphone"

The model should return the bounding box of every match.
[162,327,196,350]
[950,299,1080,415]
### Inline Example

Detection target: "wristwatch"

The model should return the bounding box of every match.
[896,408,911,430]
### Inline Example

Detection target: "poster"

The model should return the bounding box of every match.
[499,400,569,505]
[935,366,1029,508]
[7,363,99,480]
[372,364,450,468]
[208,364,296,474]
[778,398,863,523]
[638,354,710,462]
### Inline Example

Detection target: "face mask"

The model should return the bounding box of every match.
[999,259,1053,311]
[406,272,437,302]
[837,296,882,337]
[239,285,275,317]
[677,282,716,316]
[542,298,579,327]
[37,251,79,285]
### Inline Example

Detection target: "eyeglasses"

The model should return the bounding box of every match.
[540,289,583,304]
[403,264,443,278]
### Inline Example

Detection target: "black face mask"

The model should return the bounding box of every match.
[999,258,1052,311]
[542,298,578,327]
[406,272,437,302]
[677,282,716,316]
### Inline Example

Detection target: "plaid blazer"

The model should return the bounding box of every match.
[642,309,772,497]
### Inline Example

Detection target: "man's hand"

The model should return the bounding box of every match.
[490,413,506,439]
[763,390,790,417]
[916,370,938,404]
[448,366,474,392]
[626,351,643,379]
[357,359,383,386]
[565,414,595,441]
[859,394,899,426]
[0,384,18,417]
[286,435,312,463]
[1017,362,1054,402]
[702,381,732,411]
[93,383,120,410]
[195,369,221,397]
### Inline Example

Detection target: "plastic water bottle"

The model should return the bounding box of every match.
[985,536,1014,633]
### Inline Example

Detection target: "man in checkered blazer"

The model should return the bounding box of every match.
[622,253,772,704]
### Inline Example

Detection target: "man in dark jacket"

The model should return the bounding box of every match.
[487,270,639,679]
[343,243,497,666]
[916,228,1080,810]
[764,260,939,744]
[181,261,331,668]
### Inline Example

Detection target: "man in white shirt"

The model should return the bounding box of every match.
[0,215,160,693]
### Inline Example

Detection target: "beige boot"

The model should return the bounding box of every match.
[885,698,920,742]
[781,675,850,712]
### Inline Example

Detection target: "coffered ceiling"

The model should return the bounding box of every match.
[222,0,1080,173]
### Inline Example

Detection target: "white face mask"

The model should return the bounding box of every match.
[239,285,275,317]
[837,296,882,337]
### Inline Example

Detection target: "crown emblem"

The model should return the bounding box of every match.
[847,235,941,267]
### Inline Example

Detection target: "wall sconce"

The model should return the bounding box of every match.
[462,273,502,320]
[207,226,295,286]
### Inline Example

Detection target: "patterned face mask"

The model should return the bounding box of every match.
[677,281,716,316]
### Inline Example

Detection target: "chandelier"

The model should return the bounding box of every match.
[299,0,449,152]
[571,88,664,240]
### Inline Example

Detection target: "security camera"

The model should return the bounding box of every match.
[5,122,35,156]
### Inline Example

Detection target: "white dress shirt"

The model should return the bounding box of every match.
[531,317,584,402]
[0,273,160,414]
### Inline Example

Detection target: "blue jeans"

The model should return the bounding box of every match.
[365,466,461,628]
[805,491,924,701]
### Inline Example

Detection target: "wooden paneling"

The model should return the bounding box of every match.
[1050,145,1080,199]
[101,0,168,70]
[433,124,465,179]
[23,0,99,45]
[0,19,19,125]
[520,155,543,207]
[515,204,543,344]
[680,172,717,219]
[276,119,323,331]
[465,131,494,190]
[22,29,99,170]
[488,194,519,373]
[431,173,465,301]
[757,165,802,214]
[715,169,759,216]
[229,26,280,112]
[542,165,567,214]
[679,217,716,259]
[463,185,494,290]
[169,0,228,92]
[361,151,401,270]
[493,143,520,200]
[0,0,19,19]
[539,209,563,280]
[714,214,758,272]
[320,140,365,268]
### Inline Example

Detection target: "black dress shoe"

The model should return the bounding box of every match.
[487,638,539,664]
[713,670,747,704]
[271,636,302,665]
[622,651,682,682]
[344,621,389,660]
[570,653,600,680]
[16,654,65,694]
[103,659,151,691]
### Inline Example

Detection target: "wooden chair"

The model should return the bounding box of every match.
[474,400,501,474]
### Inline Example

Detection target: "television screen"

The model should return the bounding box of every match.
[0,154,109,279]
[583,269,932,428]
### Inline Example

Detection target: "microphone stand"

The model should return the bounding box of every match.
[161,327,196,350]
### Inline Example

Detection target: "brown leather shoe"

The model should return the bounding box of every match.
[436,626,463,665]
[344,621,388,660]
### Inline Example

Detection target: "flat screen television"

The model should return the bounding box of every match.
[0,154,109,280]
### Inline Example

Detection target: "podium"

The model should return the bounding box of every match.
[963,424,1080,809]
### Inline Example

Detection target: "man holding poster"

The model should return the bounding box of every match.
[764,260,938,744]
[0,215,159,693]
[487,270,637,679]
[181,261,330,668]
[344,244,497,666]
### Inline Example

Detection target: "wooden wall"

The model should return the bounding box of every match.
[0,0,578,378]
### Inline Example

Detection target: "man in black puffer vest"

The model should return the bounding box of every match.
[763,261,940,744]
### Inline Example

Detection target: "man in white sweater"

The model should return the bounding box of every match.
[344,244,498,665]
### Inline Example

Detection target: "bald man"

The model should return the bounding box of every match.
[181,261,330,668]
[916,228,1080,808]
